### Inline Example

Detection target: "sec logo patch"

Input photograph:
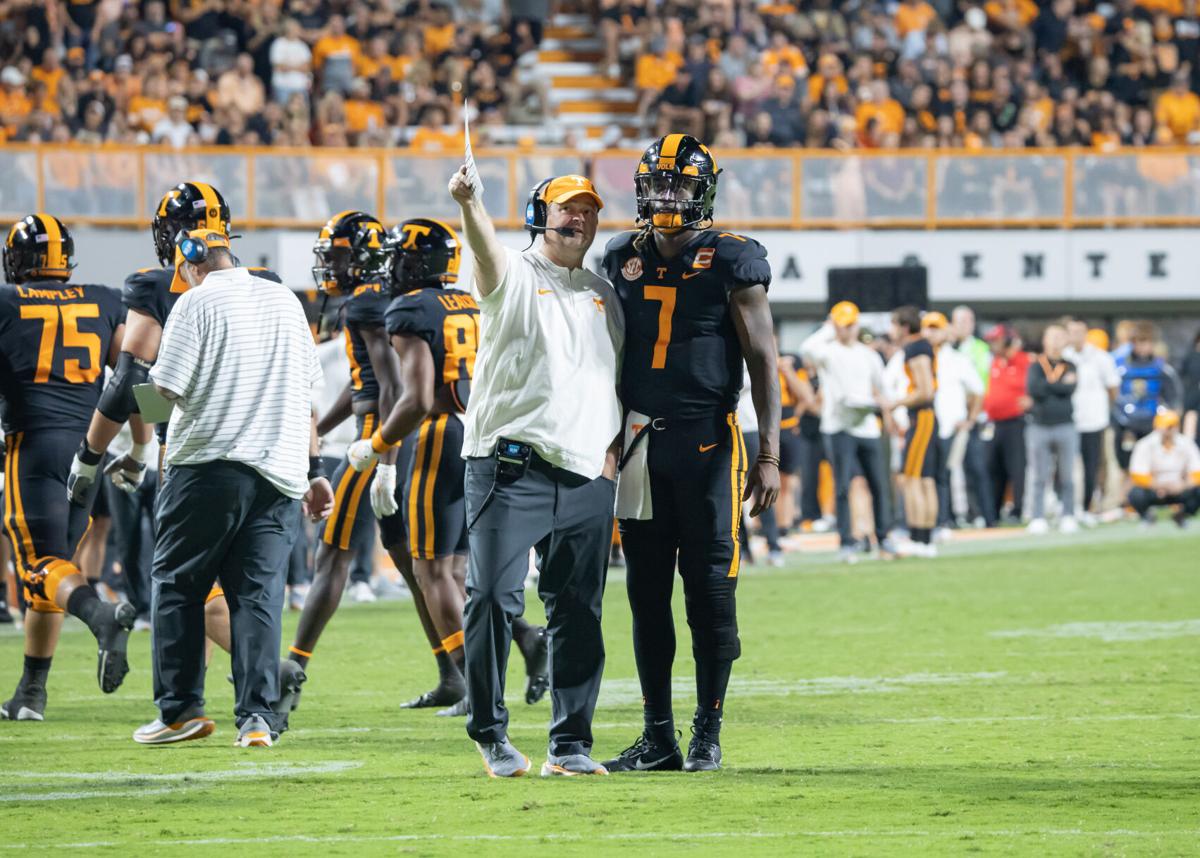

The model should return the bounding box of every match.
[622,257,643,280]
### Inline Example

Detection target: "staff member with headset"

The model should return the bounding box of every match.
[449,166,624,778]
[131,229,333,749]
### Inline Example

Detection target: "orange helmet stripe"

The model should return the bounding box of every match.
[35,212,63,271]
[191,182,224,231]
[660,133,685,159]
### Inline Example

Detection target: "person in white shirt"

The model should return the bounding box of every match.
[1127,409,1200,526]
[133,230,333,749]
[450,167,623,778]
[925,311,983,531]
[1063,318,1119,522]
[801,301,897,561]
[270,18,313,104]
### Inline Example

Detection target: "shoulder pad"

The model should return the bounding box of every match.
[123,267,170,291]
[718,234,770,290]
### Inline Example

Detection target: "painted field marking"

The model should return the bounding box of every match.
[991,619,1200,642]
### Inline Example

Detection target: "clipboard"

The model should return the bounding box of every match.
[133,383,175,424]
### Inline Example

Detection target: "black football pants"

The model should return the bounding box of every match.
[619,412,746,726]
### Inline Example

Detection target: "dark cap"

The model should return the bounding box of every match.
[984,323,1014,342]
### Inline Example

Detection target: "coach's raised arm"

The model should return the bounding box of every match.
[448,164,624,779]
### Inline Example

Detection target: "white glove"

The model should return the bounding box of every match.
[67,445,101,505]
[105,443,148,493]
[370,463,399,518]
[347,438,379,472]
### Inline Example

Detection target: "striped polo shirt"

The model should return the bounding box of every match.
[150,267,323,499]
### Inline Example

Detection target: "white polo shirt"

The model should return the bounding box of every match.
[1129,431,1200,487]
[150,267,323,498]
[1063,343,1119,433]
[800,322,885,438]
[934,343,984,440]
[463,246,624,479]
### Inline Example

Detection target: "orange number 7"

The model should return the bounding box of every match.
[644,285,676,369]
[19,303,101,384]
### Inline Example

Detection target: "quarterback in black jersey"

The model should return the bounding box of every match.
[0,213,138,721]
[601,134,781,773]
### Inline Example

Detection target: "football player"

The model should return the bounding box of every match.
[347,217,549,714]
[889,305,939,556]
[0,214,138,720]
[602,134,781,772]
[283,210,466,714]
[65,182,304,718]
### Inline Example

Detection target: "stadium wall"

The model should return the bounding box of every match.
[73,226,1200,313]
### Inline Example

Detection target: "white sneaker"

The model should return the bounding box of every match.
[1026,518,1049,534]
[349,581,377,603]
[932,527,952,544]
[811,518,833,533]
[767,550,785,568]
[1059,516,1079,534]
[288,584,309,611]
[1079,512,1098,528]
[920,543,938,558]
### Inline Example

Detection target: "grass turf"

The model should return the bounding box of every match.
[1,524,1197,856]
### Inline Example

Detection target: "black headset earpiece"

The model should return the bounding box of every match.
[524,178,553,236]
[176,230,209,264]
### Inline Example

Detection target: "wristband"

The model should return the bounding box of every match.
[308,456,325,482]
[129,442,148,463]
[370,428,397,454]
[757,453,781,466]
[77,441,103,466]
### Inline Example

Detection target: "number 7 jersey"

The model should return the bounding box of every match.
[384,287,479,409]
[602,229,771,418]
[0,281,124,433]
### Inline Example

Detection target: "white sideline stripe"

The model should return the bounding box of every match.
[6,829,1200,849]
[991,619,1200,642]
[2,787,177,802]
[597,672,1006,704]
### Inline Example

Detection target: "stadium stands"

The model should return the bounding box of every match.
[3,0,1200,151]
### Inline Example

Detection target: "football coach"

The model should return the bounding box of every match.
[132,229,333,748]
[449,166,624,778]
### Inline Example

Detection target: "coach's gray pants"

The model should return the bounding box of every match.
[463,453,614,756]
[151,460,300,729]
[1027,422,1079,520]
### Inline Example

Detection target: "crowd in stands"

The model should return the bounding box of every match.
[617,0,1200,150]
[4,0,1200,151]
[0,0,551,148]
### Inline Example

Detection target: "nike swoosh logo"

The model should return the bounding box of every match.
[682,271,703,279]
[538,289,552,295]
[633,754,676,770]
[698,443,718,453]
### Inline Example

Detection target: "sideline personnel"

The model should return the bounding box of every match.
[132,230,333,748]
[451,168,624,778]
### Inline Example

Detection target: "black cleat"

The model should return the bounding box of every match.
[95,601,136,693]
[602,732,684,772]
[0,603,12,624]
[518,626,549,705]
[399,678,466,710]
[683,725,722,772]
[1,683,47,721]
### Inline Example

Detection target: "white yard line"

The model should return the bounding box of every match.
[991,619,1200,641]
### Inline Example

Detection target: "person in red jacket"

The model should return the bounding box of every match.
[982,324,1031,522]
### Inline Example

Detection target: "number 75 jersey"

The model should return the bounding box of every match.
[602,229,771,419]
[385,287,479,410]
[0,281,123,433]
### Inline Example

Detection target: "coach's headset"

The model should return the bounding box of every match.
[176,228,232,265]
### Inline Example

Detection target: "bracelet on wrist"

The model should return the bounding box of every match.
[757,453,781,466]
[307,455,325,482]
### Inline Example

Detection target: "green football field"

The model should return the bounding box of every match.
[1,524,1197,857]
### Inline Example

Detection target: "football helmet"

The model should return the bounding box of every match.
[385,217,461,295]
[634,133,721,232]
[3,213,74,283]
[312,210,388,296]
[152,181,231,267]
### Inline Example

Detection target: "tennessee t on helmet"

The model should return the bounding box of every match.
[3,213,75,284]
[635,133,721,232]
[152,181,232,267]
[312,210,389,296]
[385,217,461,295]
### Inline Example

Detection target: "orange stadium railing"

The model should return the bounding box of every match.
[2,144,1199,231]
